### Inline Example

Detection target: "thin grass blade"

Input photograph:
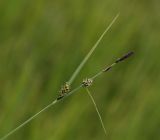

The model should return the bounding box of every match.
[85,88,107,136]
[68,13,119,85]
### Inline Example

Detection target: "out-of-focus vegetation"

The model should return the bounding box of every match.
[0,0,160,139]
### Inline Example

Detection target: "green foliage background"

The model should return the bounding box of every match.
[0,0,160,139]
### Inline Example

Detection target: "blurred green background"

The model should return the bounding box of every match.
[0,0,160,140]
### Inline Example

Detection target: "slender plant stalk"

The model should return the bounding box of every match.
[68,13,119,85]
[0,86,82,140]
[91,51,134,80]
[0,32,135,140]
[0,51,133,140]
[0,100,57,140]
[85,88,107,136]
[0,85,82,140]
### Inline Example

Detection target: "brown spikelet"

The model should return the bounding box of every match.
[115,51,134,63]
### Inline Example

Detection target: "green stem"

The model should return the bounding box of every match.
[0,50,134,140]
[0,100,57,140]
[85,88,107,136]
[68,13,119,85]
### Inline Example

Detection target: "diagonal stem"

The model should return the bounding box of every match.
[0,100,57,140]
[68,13,119,85]
[0,50,133,140]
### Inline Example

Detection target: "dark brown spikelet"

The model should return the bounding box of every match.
[57,83,71,100]
[103,66,112,72]
[103,51,134,72]
[115,51,134,63]
[57,96,64,100]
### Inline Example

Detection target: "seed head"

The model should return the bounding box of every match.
[82,78,93,87]
[57,82,71,100]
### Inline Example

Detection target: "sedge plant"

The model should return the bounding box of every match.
[0,14,121,140]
